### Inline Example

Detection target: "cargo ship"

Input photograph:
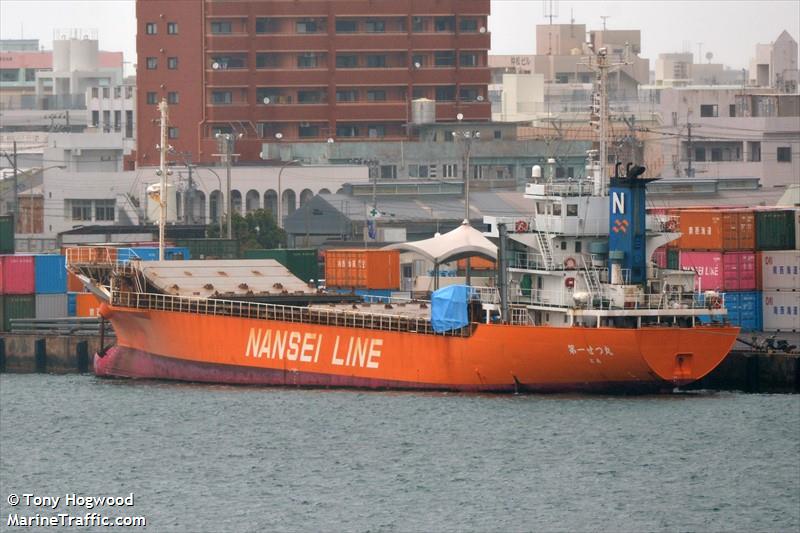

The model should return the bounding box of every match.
[67,49,738,393]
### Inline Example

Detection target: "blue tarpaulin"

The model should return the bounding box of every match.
[431,285,472,333]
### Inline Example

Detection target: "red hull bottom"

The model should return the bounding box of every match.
[95,345,674,394]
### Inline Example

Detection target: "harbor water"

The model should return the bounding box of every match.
[1,375,798,532]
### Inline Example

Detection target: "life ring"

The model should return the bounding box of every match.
[664,219,677,232]
[565,277,575,288]
[515,219,529,233]
[564,257,577,270]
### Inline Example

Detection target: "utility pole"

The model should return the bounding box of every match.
[213,133,238,239]
[184,153,193,224]
[12,141,18,222]
[686,121,694,178]
[157,99,169,261]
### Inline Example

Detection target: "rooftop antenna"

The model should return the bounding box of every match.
[543,0,559,25]
[570,8,575,37]
[600,15,610,31]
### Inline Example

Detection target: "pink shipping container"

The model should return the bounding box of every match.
[0,255,35,295]
[651,246,667,268]
[679,251,756,292]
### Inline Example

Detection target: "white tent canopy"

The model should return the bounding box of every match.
[383,220,497,263]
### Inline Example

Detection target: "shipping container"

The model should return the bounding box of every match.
[651,247,667,269]
[0,255,35,294]
[35,293,68,319]
[456,257,496,270]
[67,292,77,316]
[680,251,756,292]
[667,248,680,270]
[699,291,762,332]
[0,215,14,254]
[758,250,800,290]
[34,254,67,294]
[755,209,796,251]
[762,291,800,332]
[117,247,191,263]
[674,209,724,250]
[67,271,85,292]
[324,249,400,289]
[721,209,755,250]
[75,293,103,317]
[1,294,35,332]
[174,238,240,259]
[244,248,319,283]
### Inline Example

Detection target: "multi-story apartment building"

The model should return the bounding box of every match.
[135,0,492,166]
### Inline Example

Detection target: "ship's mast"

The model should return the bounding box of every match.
[157,99,169,261]
[583,45,632,196]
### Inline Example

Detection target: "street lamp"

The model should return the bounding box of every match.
[214,132,243,239]
[453,114,481,285]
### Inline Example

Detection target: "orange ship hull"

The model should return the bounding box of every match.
[95,304,738,393]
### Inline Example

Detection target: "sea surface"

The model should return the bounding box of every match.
[1,374,798,533]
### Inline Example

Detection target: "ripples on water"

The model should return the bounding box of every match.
[1,375,798,532]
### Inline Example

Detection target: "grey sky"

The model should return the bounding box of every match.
[0,0,798,72]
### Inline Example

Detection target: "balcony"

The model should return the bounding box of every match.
[251,33,331,51]
[251,104,331,122]
[333,33,410,51]
[333,102,408,121]
[331,68,410,86]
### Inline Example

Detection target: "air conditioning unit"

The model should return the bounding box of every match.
[73,148,82,156]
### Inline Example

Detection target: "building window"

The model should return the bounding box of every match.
[412,17,425,32]
[210,21,232,34]
[729,104,736,117]
[494,130,502,140]
[459,87,479,101]
[336,90,358,102]
[102,87,110,98]
[296,20,318,33]
[95,200,115,221]
[367,125,385,138]
[700,104,718,117]
[555,73,569,83]
[168,127,179,139]
[336,19,357,33]
[298,90,323,103]
[298,124,319,138]
[409,164,429,178]
[695,147,706,162]
[145,22,157,34]
[25,68,36,81]
[114,86,121,98]
[575,241,582,253]
[777,147,792,162]
[91,110,99,127]
[256,53,278,68]
[167,91,179,104]
[336,125,359,137]
[146,57,157,69]
[114,110,121,131]
[367,90,386,101]
[748,141,761,162]
[255,17,278,34]
[212,91,232,104]
[459,18,479,32]
[167,57,178,70]
[380,165,397,179]
[146,92,157,105]
[297,53,319,68]
[434,51,455,67]
[435,86,456,101]
[0,69,18,82]
[411,54,425,68]
[366,55,386,68]
[460,52,478,67]
[91,87,99,98]
[442,164,458,178]
[211,55,246,69]
[434,17,455,32]
[365,19,385,33]
[336,54,358,68]
[167,22,178,34]
[566,205,578,217]
[71,200,93,221]
[211,125,233,136]
[711,148,722,162]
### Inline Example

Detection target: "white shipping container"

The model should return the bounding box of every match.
[762,291,800,332]
[35,293,68,319]
[760,250,800,290]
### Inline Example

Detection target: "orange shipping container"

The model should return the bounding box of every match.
[457,257,496,270]
[722,209,755,250]
[75,293,102,317]
[675,209,724,250]
[324,249,400,289]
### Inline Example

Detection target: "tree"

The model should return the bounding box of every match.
[207,209,287,250]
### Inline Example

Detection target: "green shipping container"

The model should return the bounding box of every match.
[174,238,240,259]
[667,248,680,270]
[0,215,14,254]
[244,248,319,283]
[1,294,35,332]
[755,210,796,251]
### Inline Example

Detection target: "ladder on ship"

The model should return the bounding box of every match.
[533,230,556,270]
[580,254,603,301]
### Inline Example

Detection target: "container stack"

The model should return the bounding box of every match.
[653,206,799,333]
[324,249,400,294]
[0,255,36,331]
[244,248,320,284]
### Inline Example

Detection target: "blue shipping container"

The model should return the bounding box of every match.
[117,247,191,264]
[34,254,67,294]
[67,293,77,317]
[699,291,763,332]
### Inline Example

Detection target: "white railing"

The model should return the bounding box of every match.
[111,290,471,337]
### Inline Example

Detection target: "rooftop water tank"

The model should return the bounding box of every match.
[411,98,435,125]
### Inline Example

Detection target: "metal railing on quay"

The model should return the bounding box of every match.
[111,290,470,338]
